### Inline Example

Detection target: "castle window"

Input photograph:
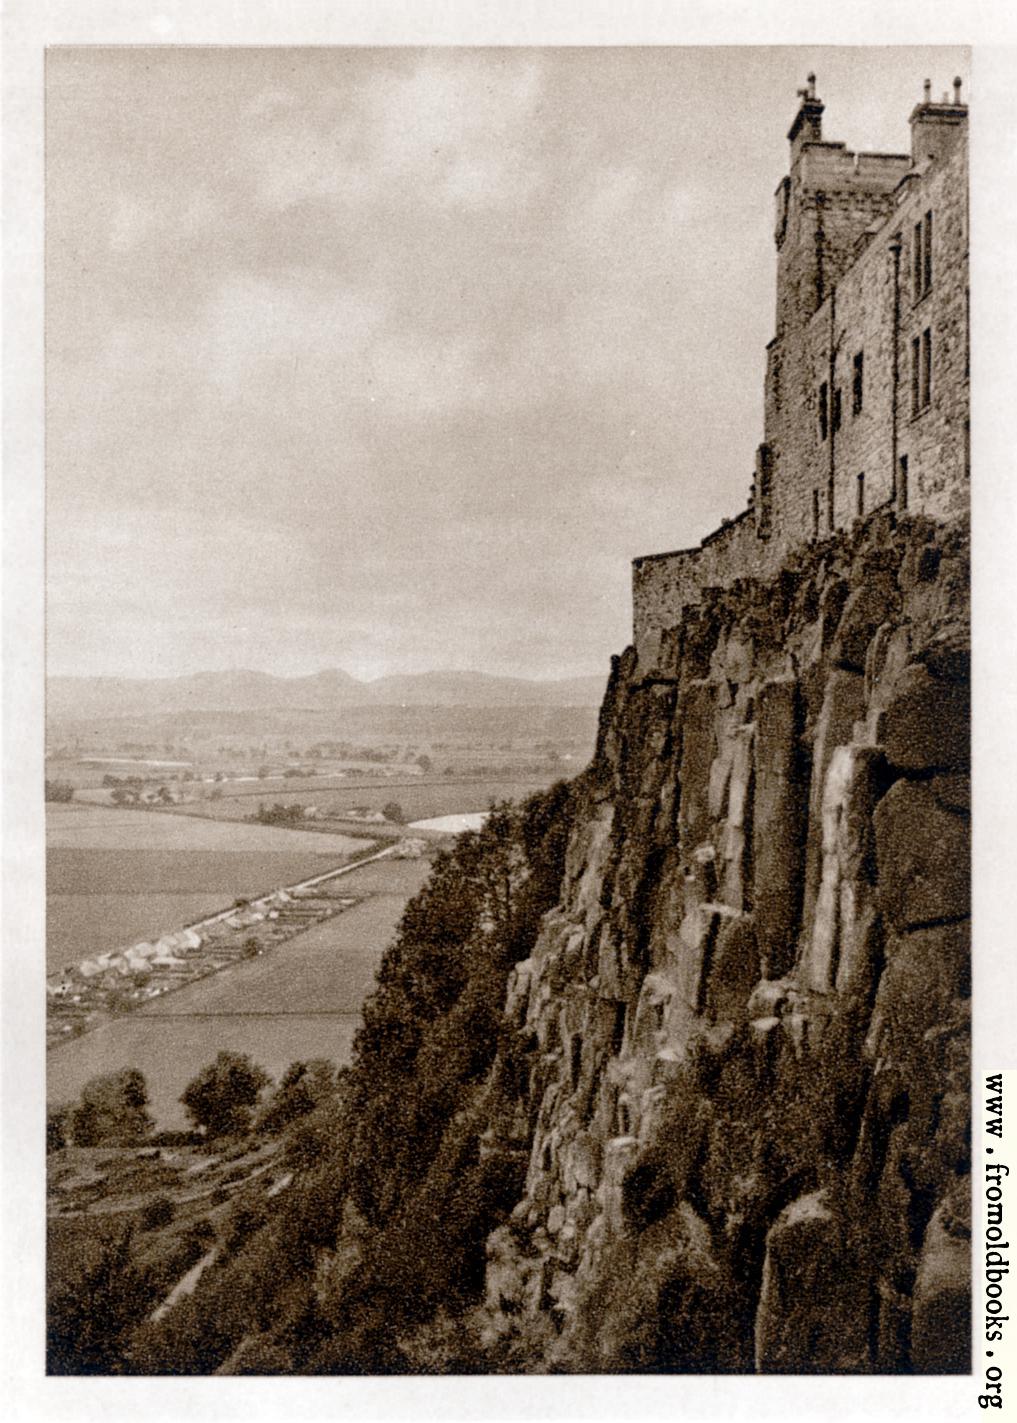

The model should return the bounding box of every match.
[921,327,932,408]
[898,455,909,511]
[832,387,842,434]
[857,472,865,518]
[812,488,820,540]
[818,381,829,441]
[852,351,864,415]
[913,210,933,300]
[911,329,931,416]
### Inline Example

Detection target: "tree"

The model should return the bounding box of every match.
[180,1052,271,1139]
[256,1059,338,1135]
[415,754,433,774]
[382,801,405,824]
[68,1069,153,1146]
[45,779,75,803]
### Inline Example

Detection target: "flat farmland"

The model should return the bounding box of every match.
[47,804,365,853]
[46,806,366,975]
[48,893,237,975]
[47,856,432,1129]
[165,775,557,827]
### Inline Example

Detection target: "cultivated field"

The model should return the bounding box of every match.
[46,804,364,854]
[162,775,557,827]
[46,805,366,975]
[47,856,432,1128]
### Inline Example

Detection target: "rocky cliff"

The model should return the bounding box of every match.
[475,510,970,1374]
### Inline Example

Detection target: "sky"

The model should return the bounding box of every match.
[45,44,970,681]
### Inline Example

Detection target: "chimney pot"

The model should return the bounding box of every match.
[954,76,963,102]
[923,78,932,101]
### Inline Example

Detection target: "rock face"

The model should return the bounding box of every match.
[475,512,970,1373]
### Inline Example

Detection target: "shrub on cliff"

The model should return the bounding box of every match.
[125,779,579,1376]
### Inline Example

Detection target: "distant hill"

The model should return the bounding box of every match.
[46,668,607,721]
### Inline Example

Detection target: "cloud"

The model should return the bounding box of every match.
[247,51,548,215]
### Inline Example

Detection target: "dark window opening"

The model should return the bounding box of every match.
[921,327,932,409]
[819,381,829,441]
[812,488,820,540]
[898,455,909,512]
[857,472,865,518]
[852,351,864,415]
[913,210,933,301]
[911,329,931,417]
[964,419,970,479]
[832,387,842,433]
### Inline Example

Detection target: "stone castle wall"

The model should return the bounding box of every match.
[633,106,968,663]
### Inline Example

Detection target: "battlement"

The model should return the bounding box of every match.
[633,76,969,665]
[797,143,912,192]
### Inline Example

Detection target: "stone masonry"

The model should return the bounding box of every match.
[634,77,969,666]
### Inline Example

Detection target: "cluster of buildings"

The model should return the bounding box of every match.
[634,76,969,663]
[45,884,357,1045]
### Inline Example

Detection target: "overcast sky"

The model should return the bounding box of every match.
[46,45,969,681]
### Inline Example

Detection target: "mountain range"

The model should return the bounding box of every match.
[46,668,608,721]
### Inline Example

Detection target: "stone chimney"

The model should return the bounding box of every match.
[787,73,824,163]
[909,76,968,167]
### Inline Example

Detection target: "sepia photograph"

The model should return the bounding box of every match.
[5,8,1015,1417]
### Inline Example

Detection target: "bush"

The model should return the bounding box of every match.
[139,1196,175,1232]
[69,1069,153,1147]
[180,1052,271,1139]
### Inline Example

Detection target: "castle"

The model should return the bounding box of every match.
[633,77,969,664]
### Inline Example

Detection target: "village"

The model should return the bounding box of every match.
[45,837,429,1049]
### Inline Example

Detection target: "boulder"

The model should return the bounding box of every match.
[752,678,806,977]
[706,913,759,1021]
[874,781,970,929]
[831,572,899,670]
[802,669,866,929]
[911,1202,972,1373]
[754,1191,869,1372]
[880,662,969,772]
[677,681,718,850]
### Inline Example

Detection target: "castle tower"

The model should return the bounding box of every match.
[772,75,911,340]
